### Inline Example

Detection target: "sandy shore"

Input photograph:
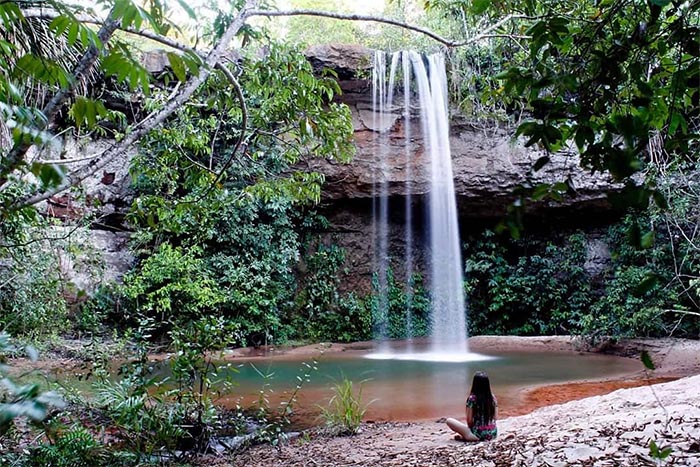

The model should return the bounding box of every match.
[214,336,700,466]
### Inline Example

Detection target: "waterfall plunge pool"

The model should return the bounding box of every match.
[212,341,641,427]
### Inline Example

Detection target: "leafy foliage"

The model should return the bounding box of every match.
[370,267,431,341]
[479,0,700,171]
[0,218,87,339]
[583,211,699,338]
[94,322,188,460]
[122,42,354,345]
[168,315,238,451]
[465,230,591,335]
[292,244,372,343]
[121,243,224,337]
[0,334,63,437]
[465,216,700,339]
[29,425,106,467]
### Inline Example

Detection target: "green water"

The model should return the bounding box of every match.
[49,347,641,426]
[216,349,640,423]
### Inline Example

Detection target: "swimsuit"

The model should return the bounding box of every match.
[466,394,498,441]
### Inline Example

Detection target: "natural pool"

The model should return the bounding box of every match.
[216,343,641,426]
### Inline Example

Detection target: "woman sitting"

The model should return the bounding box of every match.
[446,371,498,442]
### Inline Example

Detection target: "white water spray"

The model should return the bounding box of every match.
[372,51,396,353]
[411,52,468,356]
[401,51,414,351]
[369,51,481,362]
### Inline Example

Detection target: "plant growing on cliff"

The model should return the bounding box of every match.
[292,244,374,343]
[464,230,592,335]
[122,42,355,345]
[583,207,700,338]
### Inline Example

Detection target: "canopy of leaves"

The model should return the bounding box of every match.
[124,42,354,342]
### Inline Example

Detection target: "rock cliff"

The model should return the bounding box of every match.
[40,46,621,294]
[303,45,620,290]
[305,44,619,218]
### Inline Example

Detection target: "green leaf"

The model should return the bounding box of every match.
[533,156,550,172]
[167,52,187,82]
[175,0,197,19]
[67,21,79,46]
[669,112,687,136]
[650,439,660,457]
[471,0,490,15]
[640,231,655,249]
[531,184,550,200]
[85,98,97,127]
[635,275,658,296]
[71,97,85,126]
[652,190,668,210]
[641,351,656,370]
[31,163,66,188]
[574,125,594,151]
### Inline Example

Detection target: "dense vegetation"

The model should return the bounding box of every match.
[1,0,699,464]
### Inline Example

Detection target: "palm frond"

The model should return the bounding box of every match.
[1,1,100,109]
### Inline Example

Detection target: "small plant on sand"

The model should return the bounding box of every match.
[318,378,371,436]
[252,358,319,446]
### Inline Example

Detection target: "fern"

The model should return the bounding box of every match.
[30,426,105,467]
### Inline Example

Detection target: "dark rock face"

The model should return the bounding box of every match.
[304,44,372,81]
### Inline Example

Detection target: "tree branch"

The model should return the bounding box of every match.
[208,62,247,188]
[0,14,119,186]
[12,0,259,209]
[21,9,203,59]
[247,10,528,48]
[8,3,530,209]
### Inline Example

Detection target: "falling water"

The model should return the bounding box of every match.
[369,50,478,362]
[410,52,468,357]
[401,51,414,350]
[372,51,390,351]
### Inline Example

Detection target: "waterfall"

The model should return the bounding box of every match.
[401,51,414,351]
[410,52,468,356]
[372,51,389,351]
[369,50,474,361]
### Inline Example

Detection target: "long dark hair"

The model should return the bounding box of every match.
[469,371,496,424]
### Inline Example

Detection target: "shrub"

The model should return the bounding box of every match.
[464,230,592,335]
[121,243,224,337]
[318,378,370,436]
[29,426,106,467]
[293,245,373,343]
[370,268,431,340]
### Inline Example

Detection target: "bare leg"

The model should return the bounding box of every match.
[445,418,479,442]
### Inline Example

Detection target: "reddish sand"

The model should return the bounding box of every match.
[509,376,677,417]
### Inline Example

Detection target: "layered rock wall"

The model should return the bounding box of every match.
[305,45,620,290]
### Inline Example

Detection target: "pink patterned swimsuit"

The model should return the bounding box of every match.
[466,394,498,441]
